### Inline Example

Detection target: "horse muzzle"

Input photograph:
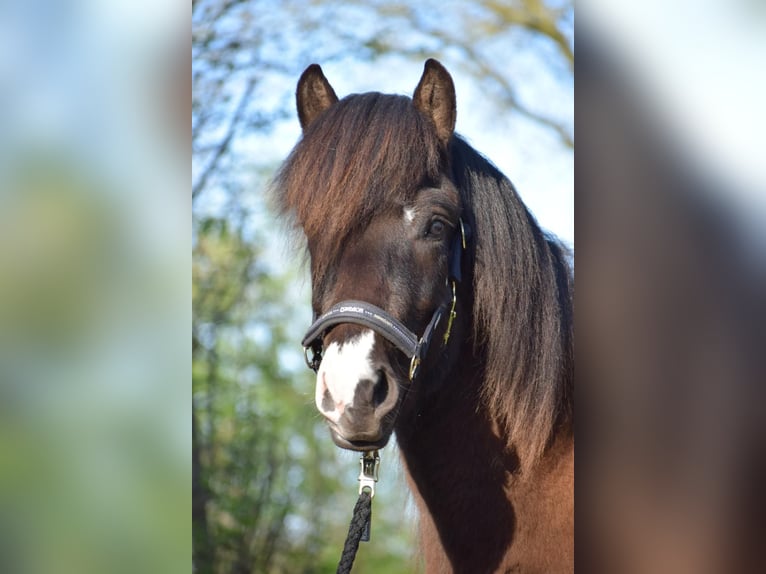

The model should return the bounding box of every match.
[312,329,400,450]
[328,424,391,452]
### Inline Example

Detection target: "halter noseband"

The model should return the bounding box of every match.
[302,219,469,381]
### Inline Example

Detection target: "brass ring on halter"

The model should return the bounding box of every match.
[443,281,457,346]
[409,355,421,381]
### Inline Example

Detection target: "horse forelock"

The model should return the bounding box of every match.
[274,92,445,276]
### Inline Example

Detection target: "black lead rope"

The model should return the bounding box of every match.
[336,490,372,574]
[336,451,380,573]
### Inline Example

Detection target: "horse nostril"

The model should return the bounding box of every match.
[321,388,335,413]
[372,370,388,408]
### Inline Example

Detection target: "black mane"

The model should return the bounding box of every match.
[451,137,573,466]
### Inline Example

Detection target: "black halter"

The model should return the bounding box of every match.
[302,219,469,381]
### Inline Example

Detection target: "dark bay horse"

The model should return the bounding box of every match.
[275,60,573,573]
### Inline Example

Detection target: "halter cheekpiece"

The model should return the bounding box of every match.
[302,219,469,381]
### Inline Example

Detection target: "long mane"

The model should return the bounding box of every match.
[451,137,573,467]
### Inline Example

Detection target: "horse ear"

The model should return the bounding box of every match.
[413,59,456,144]
[296,64,339,131]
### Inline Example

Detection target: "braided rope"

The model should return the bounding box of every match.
[336,490,372,574]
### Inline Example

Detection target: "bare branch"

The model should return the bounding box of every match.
[192,77,256,202]
[459,43,573,148]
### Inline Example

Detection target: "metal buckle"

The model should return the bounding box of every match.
[358,450,380,497]
[304,345,322,372]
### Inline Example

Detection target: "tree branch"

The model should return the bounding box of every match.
[192,77,256,202]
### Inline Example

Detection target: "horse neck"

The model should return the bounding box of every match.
[394,360,574,573]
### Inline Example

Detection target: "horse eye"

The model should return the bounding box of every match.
[427,219,446,237]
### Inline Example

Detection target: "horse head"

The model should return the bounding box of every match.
[279,60,468,451]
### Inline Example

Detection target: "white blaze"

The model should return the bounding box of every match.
[315,330,376,421]
[404,207,416,224]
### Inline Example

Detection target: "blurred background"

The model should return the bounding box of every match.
[578,1,766,572]
[2,0,763,573]
[192,1,572,573]
[1,1,188,573]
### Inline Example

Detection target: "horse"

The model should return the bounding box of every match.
[274,59,573,573]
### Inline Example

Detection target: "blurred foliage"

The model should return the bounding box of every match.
[1,153,188,574]
[192,1,572,572]
[193,218,328,573]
